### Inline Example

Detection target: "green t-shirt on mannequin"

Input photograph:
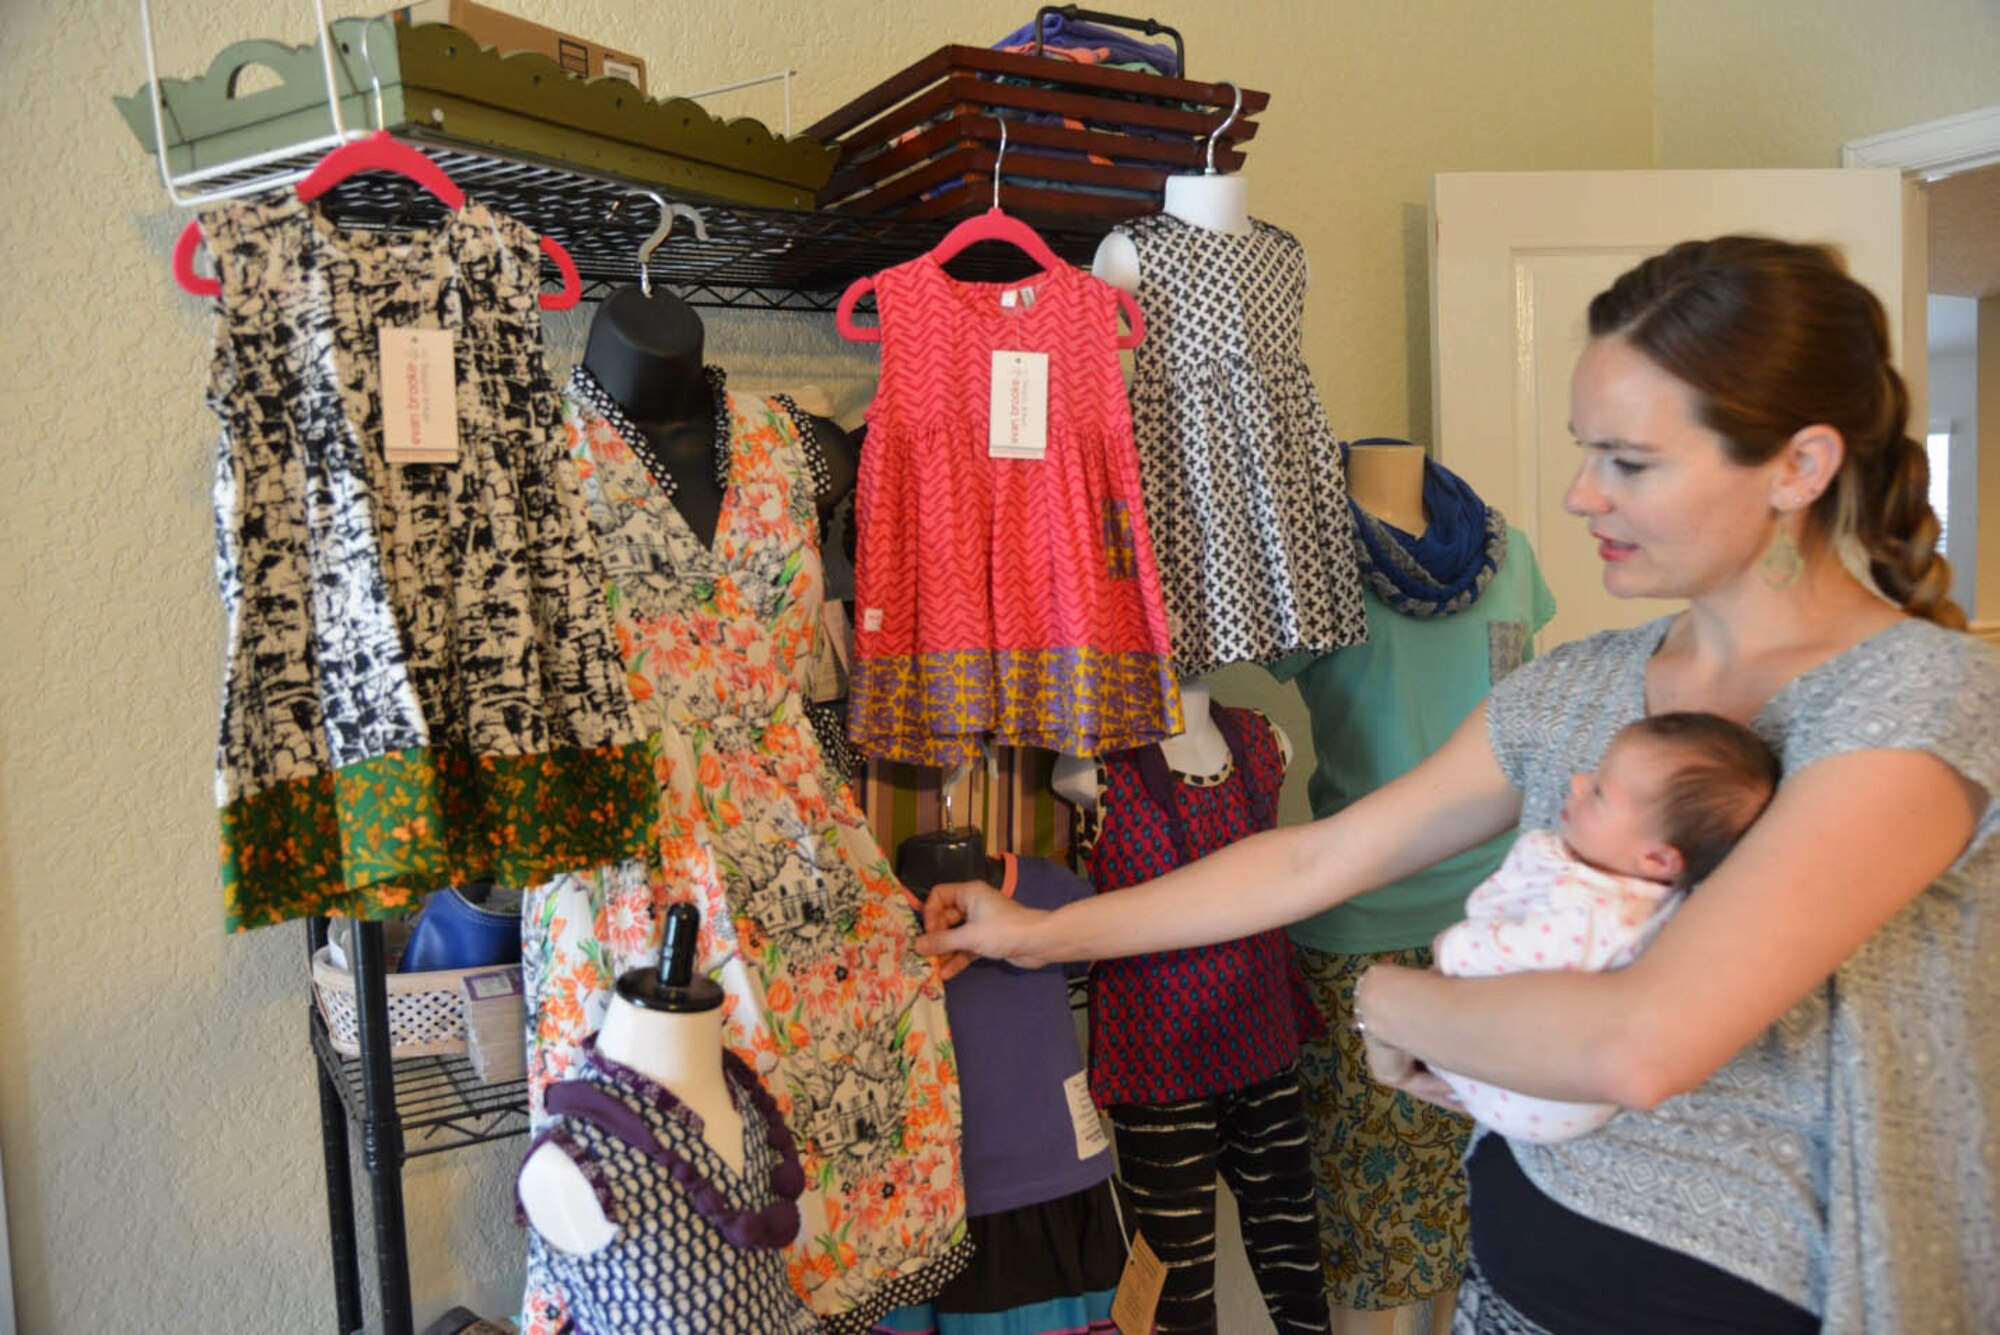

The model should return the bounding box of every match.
[1270,449,1555,953]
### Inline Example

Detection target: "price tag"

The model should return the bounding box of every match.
[378,325,460,465]
[1064,1071,1109,1160]
[1110,1230,1167,1335]
[988,350,1049,460]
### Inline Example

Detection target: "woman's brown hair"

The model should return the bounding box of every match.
[1587,236,1964,628]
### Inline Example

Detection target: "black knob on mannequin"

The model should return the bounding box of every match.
[616,902,723,1013]
[897,829,1007,901]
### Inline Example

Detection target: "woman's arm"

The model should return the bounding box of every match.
[1360,747,1986,1109]
[919,702,1524,970]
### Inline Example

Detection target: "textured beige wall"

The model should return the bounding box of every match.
[1653,0,2000,167]
[0,1,1650,1331]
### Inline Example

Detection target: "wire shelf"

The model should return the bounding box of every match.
[183,135,1121,311]
[309,1008,528,1160]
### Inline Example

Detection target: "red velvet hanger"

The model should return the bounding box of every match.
[835,119,1144,349]
[835,207,1145,349]
[172,131,580,311]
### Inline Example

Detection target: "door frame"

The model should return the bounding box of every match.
[1847,104,2000,635]
[1843,104,2000,178]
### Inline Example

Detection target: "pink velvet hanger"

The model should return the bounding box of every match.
[172,131,581,311]
[835,120,1144,349]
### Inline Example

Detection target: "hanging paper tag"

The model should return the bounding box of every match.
[1110,1231,1167,1335]
[379,325,460,464]
[1063,1071,1109,1160]
[988,350,1049,460]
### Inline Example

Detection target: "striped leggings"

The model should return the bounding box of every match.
[1108,1064,1329,1335]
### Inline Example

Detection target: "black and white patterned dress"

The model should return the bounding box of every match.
[200,191,654,932]
[1116,214,1367,677]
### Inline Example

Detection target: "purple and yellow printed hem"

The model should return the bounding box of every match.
[219,739,658,932]
[849,648,1183,765]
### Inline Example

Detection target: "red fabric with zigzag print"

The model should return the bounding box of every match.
[849,253,1182,766]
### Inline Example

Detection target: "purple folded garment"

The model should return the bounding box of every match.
[992,12,1181,75]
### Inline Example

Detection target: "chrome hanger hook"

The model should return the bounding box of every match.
[636,192,710,298]
[1204,80,1243,176]
[991,116,1009,211]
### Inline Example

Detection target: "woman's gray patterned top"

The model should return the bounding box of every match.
[1484,615,2000,1333]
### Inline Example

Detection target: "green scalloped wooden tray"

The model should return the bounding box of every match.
[115,16,835,208]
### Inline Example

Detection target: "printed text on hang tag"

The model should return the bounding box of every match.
[379,325,461,464]
[1064,1071,1110,1160]
[988,349,1049,460]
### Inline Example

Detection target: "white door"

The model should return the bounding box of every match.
[1431,169,1926,650]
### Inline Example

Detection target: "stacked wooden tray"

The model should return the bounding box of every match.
[807,46,1268,222]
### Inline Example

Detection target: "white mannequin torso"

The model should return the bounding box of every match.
[1091,173,1256,292]
[1052,679,1291,811]
[518,996,745,1254]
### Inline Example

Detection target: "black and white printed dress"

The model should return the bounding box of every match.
[1115,214,1368,677]
[199,191,654,932]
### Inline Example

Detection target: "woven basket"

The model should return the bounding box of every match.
[311,945,474,1059]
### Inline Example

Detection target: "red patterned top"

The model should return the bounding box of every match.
[848,253,1181,765]
[1082,705,1324,1106]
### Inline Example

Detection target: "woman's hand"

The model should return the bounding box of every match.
[1361,1028,1466,1114]
[1357,963,1466,1113]
[915,879,1050,980]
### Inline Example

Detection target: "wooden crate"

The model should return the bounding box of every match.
[807,46,1268,222]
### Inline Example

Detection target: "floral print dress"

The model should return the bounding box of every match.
[521,369,969,1335]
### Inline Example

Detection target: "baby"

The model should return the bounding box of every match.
[1432,711,1780,1142]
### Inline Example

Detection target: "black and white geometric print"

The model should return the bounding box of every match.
[527,1070,821,1335]
[203,190,642,798]
[1117,214,1368,677]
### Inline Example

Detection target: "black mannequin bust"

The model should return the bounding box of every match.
[581,284,857,546]
[896,826,1005,901]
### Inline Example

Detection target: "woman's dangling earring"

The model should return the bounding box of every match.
[1761,507,1804,589]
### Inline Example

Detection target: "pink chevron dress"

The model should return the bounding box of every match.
[850,255,1182,765]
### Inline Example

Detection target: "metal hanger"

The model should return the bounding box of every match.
[992,116,1011,210]
[1204,80,1243,176]
[636,192,710,297]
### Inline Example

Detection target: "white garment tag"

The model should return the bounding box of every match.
[988,350,1049,460]
[378,325,460,464]
[1064,1070,1109,1160]
[1001,288,1019,308]
[861,607,883,634]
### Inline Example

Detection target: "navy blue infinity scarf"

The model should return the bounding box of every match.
[1343,440,1508,618]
